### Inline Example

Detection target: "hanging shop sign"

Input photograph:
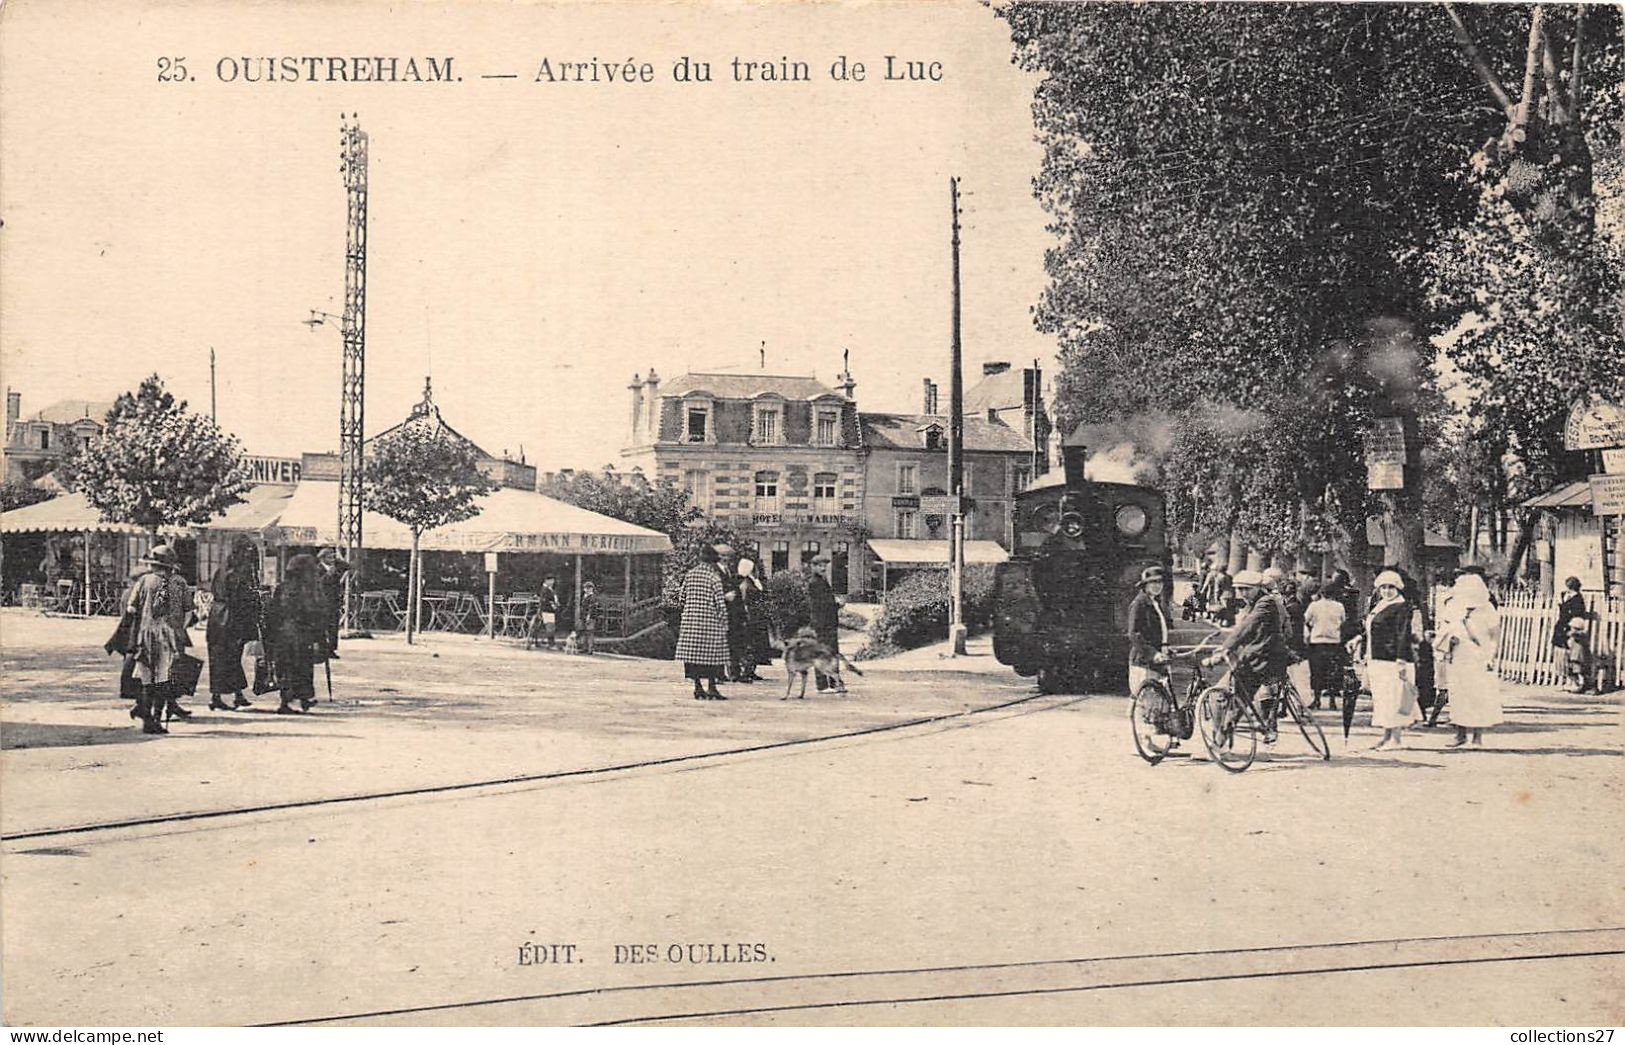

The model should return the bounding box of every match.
[1564,399,1625,451]
[1589,474,1625,517]
[1363,418,1405,491]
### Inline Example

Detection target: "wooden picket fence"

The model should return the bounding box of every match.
[1483,589,1624,690]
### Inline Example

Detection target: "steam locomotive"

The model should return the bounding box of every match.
[993,433,1171,693]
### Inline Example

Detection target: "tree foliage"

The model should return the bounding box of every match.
[538,467,742,607]
[0,480,53,513]
[998,2,1624,572]
[62,374,249,530]
[363,425,498,538]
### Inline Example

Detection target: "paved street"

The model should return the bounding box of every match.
[2,609,1621,1026]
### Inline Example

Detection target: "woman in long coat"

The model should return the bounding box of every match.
[1440,570,1502,746]
[1362,569,1416,751]
[207,538,261,711]
[127,544,193,734]
[676,544,729,700]
[1552,576,1592,693]
[271,554,326,714]
[739,558,772,676]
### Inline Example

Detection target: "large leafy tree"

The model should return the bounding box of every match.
[1426,4,1625,578]
[539,466,742,607]
[63,374,249,532]
[365,424,498,643]
[1000,2,1494,584]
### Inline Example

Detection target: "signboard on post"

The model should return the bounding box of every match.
[920,494,958,516]
[1564,399,1625,451]
[1590,474,1625,517]
[1603,448,1625,476]
[1364,417,1405,491]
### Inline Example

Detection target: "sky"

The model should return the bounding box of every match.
[0,0,1056,471]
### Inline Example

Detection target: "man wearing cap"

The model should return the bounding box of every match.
[1205,568,1290,741]
[1126,566,1171,696]
[805,554,841,692]
[1265,567,1314,711]
[316,547,349,660]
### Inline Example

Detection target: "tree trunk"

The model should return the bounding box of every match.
[1503,510,1538,588]
[406,533,419,645]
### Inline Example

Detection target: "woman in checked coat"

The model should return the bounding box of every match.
[677,544,729,701]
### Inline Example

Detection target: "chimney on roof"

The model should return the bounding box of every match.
[922,379,939,415]
[982,361,1011,377]
[644,368,661,439]
[628,373,645,445]
[5,390,18,440]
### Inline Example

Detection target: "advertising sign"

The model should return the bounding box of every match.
[1603,448,1625,476]
[1564,399,1625,451]
[1364,418,1405,491]
[1590,474,1625,517]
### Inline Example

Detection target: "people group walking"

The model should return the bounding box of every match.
[206,537,261,711]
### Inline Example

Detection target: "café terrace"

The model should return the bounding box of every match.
[0,385,672,646]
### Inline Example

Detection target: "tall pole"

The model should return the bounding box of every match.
[338,115,369,631]
[209,348,217,422]
[949,177,967,656]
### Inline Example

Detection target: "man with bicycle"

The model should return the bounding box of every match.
[1202,568,1291,743]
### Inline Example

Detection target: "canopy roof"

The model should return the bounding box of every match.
[0,493,188,537]
[868,539,1010,566]
[272,482,671,555]
[1522,480,1592,510]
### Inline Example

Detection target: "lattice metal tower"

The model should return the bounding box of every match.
[338,115,369,618]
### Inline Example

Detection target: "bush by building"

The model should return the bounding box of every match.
[859,566,997,659]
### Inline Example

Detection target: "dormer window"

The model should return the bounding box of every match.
[754,402,783,446]
[923,425,944,451]
[816,408,840,447]
[684,398,713,444]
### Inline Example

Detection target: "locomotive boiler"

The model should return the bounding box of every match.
[993,433,1171,693]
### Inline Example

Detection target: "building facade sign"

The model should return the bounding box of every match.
[244,455,303,485]
[1364,418,1405,491]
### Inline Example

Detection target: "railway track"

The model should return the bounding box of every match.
[3,691,1080,844]
[264,927,1625,1026]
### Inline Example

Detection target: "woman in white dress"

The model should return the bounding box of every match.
[1440,570,1502,747]
[1362,570,1417,750]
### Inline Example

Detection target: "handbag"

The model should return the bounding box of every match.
[252,655,279,695]
[170,652,204,696]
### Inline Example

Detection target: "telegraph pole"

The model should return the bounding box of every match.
[209,348,217,422]
[338,115,369,630]
[948,177,967,656]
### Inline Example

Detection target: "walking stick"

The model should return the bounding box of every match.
[324,656,333,704]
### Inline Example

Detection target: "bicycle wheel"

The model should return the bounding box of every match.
[1281,681,1330,760]
[1198,686,1258,772]
[1130,682,1175,765]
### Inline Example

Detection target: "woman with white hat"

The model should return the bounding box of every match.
[1362,569,1416,750]
[1438,570,1502,746]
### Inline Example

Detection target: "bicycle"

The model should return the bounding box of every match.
[1129,631,1228,765]
[1196,650,1331,772]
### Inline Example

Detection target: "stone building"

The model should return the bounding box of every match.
[620,368,865,590]
[3,392,112,485]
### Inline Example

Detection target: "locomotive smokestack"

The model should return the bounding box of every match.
[1062,425,1089,487]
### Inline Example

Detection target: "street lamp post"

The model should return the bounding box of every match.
[306,309,366,634]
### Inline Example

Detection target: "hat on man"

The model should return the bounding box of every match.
[1137,566,1168,587]
[811,554,831,565]
[140,544,178,569]
[1374,569,1404,592]
[1260,566,1285,589]
[713,544,735,557]
[1233,568,1264,588]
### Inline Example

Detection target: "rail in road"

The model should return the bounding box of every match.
[2,691,1082,843]
[263,927,1625,1026]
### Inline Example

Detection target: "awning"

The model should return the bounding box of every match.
[204,484,298,533]
[0,493,188,537]
[1522,480,1592,510]
[868,539,1010,566]
[272,482,672,555]
[1365,518,1459,550]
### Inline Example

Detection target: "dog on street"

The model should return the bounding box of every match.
[780,627,863,699]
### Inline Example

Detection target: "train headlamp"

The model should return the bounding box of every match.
[1115,504,1149,538]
